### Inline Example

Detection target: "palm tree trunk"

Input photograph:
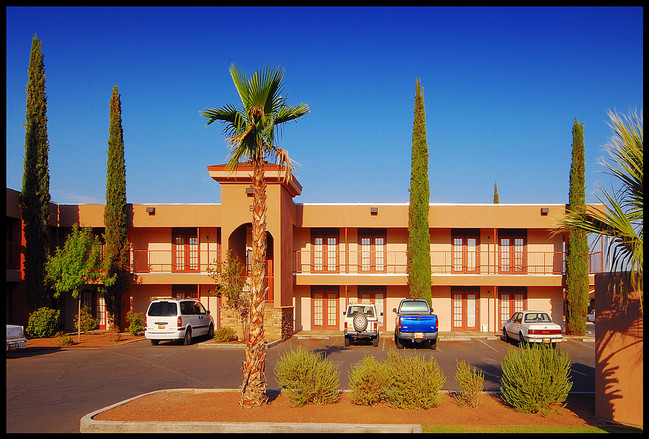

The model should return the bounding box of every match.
[240,158,269,408]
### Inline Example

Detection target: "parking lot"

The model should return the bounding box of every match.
[6,333,594,433]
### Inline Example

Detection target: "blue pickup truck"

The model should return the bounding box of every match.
[393,299,438,349]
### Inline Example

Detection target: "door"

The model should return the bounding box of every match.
[358,287,386,330]
[451,288,479,331]
[312,289,339,330]
[173,229,199,272]
[498,289,526,329]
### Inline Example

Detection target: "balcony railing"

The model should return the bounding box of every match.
[294,249,604,275]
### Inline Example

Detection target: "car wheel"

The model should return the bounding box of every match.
[344,336,351,347]
[183,327,192,345]
[373,335,379,347]
[395,334,404,349]
[150,339,159,346]
[519,332,526,347]
[502,328,509,343]
[430,339,437,350]
[207,323,214,339]
[353,313,368,332]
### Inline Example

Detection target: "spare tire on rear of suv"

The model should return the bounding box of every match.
[353,312,368,332]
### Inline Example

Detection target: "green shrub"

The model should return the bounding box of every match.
[454,360,484,408]
[74,305,98,334]
[348,355,394,405]
[213,326,237,342]
[26,307,61,338]
[384,349,446,410]
[57,333,74,346]
[500,345,573,415]
[126,310,145,336]
[273,346,340,406]
[108,325,121,343]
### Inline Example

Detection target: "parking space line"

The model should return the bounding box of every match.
[475,338,498,352]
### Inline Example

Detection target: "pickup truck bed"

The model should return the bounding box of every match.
[393,299,438,349]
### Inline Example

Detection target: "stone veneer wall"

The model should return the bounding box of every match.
[219,304,293,342]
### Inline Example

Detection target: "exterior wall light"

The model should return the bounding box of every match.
[370,207,378,215]
[246,187,254,196]
[540,208,549,216]
[146,207,155,215]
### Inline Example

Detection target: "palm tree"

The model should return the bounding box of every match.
[201,64,309,407]
[557,109,643,312]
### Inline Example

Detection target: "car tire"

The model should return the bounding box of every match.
[150,339,159,346]
[430,339,437,350]
[373,335,379,347]
[503,328,509,343]
[183,327,192,345]
[353,313,368,332]
[395,334,404,349]
[207,323,214,339]
[519,332,526,347]
[344,336,351,347]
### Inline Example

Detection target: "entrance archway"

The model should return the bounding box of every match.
[228,223,274,302]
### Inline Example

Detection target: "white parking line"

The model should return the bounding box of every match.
[476,338,498,352]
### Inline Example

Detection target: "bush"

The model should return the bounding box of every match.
[108,325,121,343]
[384,349,446,410]
[213,326,237,342]
[273,346,340,406]
[454,360,484,408]
[500,345,573,415]
[26,307,61,338]
[74,305,98,334]
[57,333,74,346]
[126,311,145,336]
[348,355,394,405]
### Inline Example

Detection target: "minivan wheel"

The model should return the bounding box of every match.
[183,328,192,345]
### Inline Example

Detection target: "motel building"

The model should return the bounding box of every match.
[5,163,604,339]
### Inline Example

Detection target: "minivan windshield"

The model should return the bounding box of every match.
[148,302,177,316]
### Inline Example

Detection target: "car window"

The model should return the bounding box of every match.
[513,313,522,323]
[193,302,206,315]
[524,313,551,323]
[400,301,429,312]
[180,301,194,315]
[148,302,177,317]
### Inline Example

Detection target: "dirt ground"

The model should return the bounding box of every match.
[26,333,600,427]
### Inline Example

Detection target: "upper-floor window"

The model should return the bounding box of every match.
[173,228,199,272]
[359,229,386,272]
[499,230,526,274]
[312,229,338,272]
[451,230,479,273]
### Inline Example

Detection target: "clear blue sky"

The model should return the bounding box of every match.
[6,6,643,205]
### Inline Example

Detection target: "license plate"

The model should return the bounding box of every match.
[414,332,424,339]
[157,324,165,329]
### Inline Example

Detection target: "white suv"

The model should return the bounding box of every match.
[145,298,214,345]
[343,303,381,347]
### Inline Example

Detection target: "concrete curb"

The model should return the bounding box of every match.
[80,388,422,433]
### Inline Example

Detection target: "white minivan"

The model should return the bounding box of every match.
[145,298,214,345]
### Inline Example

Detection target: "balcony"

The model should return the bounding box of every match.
[294,249,604,275]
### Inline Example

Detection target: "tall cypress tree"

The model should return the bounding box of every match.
[104,85,129,330]
[494,182,500,203]
[19,34,51,309]
[407,79,432,304]
[565,118,589,335]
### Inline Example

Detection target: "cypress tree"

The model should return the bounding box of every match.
[19,34,51,309]
[565,118,589,335]
[104,85,129,330]
[494,182,500,203]
[407,79,432,304]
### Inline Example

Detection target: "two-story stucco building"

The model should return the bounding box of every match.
[5,163,603,339]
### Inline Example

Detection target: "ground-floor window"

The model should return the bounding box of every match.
[357,286,386,329]
[96,292,106,329]
[172,285,198,300]
[498,288,526,328]
[451,287,479,330]
[312,288,339,330]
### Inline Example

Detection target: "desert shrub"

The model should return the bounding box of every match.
[74,305,98,334]
[213,326,237,342]
[126,311,145,336]
[26,307,61,338]
[273,346,340,406]
[57,333,74,346]
[454,360,484,408]
[500,345,573,415]
[384,349,446,410]
[348,355,394,405]
[108,325,121,343]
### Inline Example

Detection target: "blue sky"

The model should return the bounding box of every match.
[6,6,643,205]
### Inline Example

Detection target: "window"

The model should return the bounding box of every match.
[451,231,479,273]
[312,289,339,330]
[359,231,386,273]
[358,286,386,329]
[499,230,526,274]
[312,233,338,272]
[451,288,479,330]
[499,288,526,327]
[173,229,199,272]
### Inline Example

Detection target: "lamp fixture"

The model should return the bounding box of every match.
[370,207,378,215]
[540,207,549,216]
[146,207,155,215]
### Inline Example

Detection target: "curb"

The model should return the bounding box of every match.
[80,388,422,433]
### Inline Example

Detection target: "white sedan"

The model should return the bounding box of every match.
[586,309,595,323]
[502,310,563,346]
